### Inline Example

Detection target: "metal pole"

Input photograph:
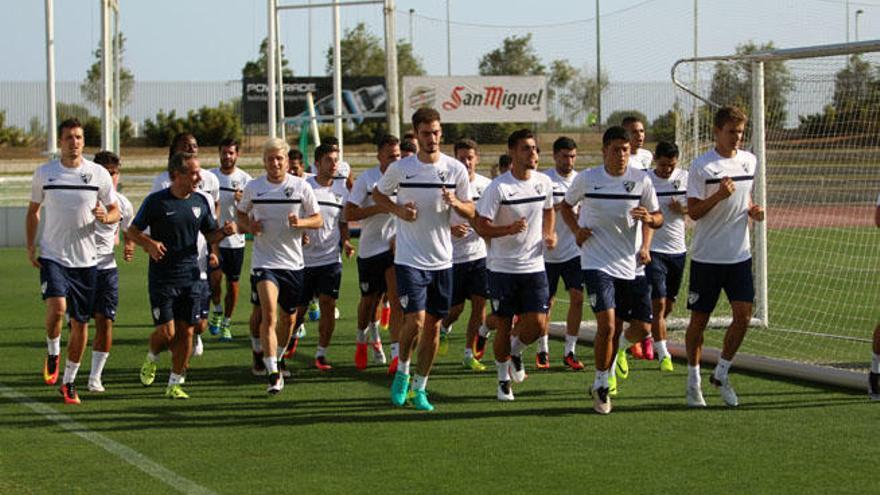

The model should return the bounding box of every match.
[276,10,286,141]
[856,9,864,42]
[446,0,452,76]
[308,0,314,76]
[332,0,343,159]
[751,60,768,327]
[692,0,699,160]
[846,0,850,43]
[307,92,321,146]
[113,6,121,153]
[409,8,414,45]
[101,0,112,151]
[45,0,57,157]
[384,0,400,137]
[595,0,601,125]
[267,0,277,138]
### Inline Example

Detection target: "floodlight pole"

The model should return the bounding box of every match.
[44,0,57,157]
[276,10,286,141]
[100,0,113,152]
[692,0,699,158]
[751,61,768,327]
[595,0,601,125]
[332,0,343,159]
[384,0,400,137]
[113,4,121,152]
[267,0,278,139]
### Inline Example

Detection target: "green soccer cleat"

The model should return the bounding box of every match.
[164,384,190,400]
[462,356,487,372]
[411,389,434,411]
[140,357,157,386]
[438,331,449,356]
[659,355,674,373]
[219,323,233,342]
[390,371,410,407]
[615,349,629,379]
[608,372,618,397]
[207,312,222,336]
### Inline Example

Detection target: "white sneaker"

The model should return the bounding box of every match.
[686,384,707,407]
[509,355,527,383]
[710,375,739,407]
[267,373,284,395]
[591,386,611,415]
[191,335,204,357]
[295,324,307,339]
[371,343,387,364]
[497,380,514,401]
[87,377,105,392]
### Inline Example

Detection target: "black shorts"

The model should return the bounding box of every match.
[198,279,211,319]
[646,251,686,302]
[39,258,97,323]
[395,264,452,318]
[545,256,584,299]
[687,258,755,314]
[584,269,632,317]
[94,268,119,321]
[623,275,653,323]
[451,258,489,307]
[148,281,202,326]
[487,271,550,318]
[217,247,245,281]
[357,250,394,296]
[251,268,304,314]
[300,262,343,304]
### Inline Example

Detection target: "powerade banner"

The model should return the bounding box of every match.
[402,76,547,123]
[242,77,387,125]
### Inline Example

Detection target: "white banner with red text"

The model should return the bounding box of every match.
[402,76,547,123]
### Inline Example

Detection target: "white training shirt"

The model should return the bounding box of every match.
[377,153,470,271]
[195,190,216,279]
[312,160,350,183]
[151,170,220,209]
[628,148,654,171]
[238,174,320,270]
[451,173,491,264]
[542,168,580,264]
[95,193,134,270]
[687,148,757,264]
[564,165,660,280]
[304,176,349,267]
[348,166,396,259]
[477,170,554,274]
[211,167,252,249]
[649,168,689,255]
[30,159,117,268]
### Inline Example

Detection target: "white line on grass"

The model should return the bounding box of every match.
[0,382,217,495]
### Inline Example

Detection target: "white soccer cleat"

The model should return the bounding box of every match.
[509,355,527,383]
[497,380,514,401]
[710,376,739,407]
[87,378,105,393]
[267,372,284,395]
[191,335,204,357]
[371,343,387,364]
[590,386,612,415]
[686,384,707,408]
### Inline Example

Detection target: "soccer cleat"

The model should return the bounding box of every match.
[462,356,487,372]
[208,312,222,335]
[615,349,630,379]
[608,372,618,397]
[355,342,369,370]
[473,335,488,361]
[590,386,611,415]
[509,355,527,383]
[371,343,387,364]
[869,372,880,401]
[218,325,233,343]
[307,300,320,321]
[535,352,550,370]
[266,372,284,395]
[278,358,291,378]
[314,355,333,372]
[379,303,390,330]
[629,341,644,360]
[709,375,739,407]
[164,384,190,400]
[686,384,707,408]
[43,354,60,385]
[387,356,399,376]
[642,337,654,361]
[497,380,514,401]
[411,389,434,411]
[563,352,585,371]
[390,371,410,406]
[191,335,204,357]
[87,377,105,393]
[295,324,307,339]
[659,355,674,372]
[284,336,299,359]
[140,357,158,386]
[438,331,449,356]
[59,383,81,405]
[251,351,266,376]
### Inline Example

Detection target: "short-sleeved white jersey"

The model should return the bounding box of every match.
[95,193,134,270]
[564,165,659,280]
[238,174,319,270]
[304,176,349,267]
[628,148,654,171]
[312,160,350,182]
[477,171,553,274]
[649,168,688,255]
[686,149,756,264]
[195,190,214,278]
[451,173,491,264]
[377,153,470,271]
[211,167,252,249]
[30,159,117,268]
[151,170,220,214]
[542,168,580,263]
[348,166,396,259]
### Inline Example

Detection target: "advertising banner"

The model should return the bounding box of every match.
[402,76,547,123]
[242,77,386,125]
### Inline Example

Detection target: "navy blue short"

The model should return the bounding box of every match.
[451,258,489,307]
[39,258,96,323]
[487,271,550,318]
[584,269,632,317]
[198,279,211,319]
[395,264,452,318]
[357,250,394,296]
[148,281,201,326]
[94,268,119,321]
[623,275,653,323]
[251,268,303,314]
[217,247,245,281]
[545,256,584,299]
[299,262,343,305]
[687,258,755,313]
[646,251,686,302]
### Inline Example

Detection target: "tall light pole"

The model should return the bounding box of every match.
[446,0,452,76]
[595,0,601,125]
[45,0,57,157]
[409,8,415,45]
[856,9,864,42]
[846,0,850,42]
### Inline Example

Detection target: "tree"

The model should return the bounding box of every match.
[798,54,880,138]
[651,107,678,143]
[325,22,425,77]
[242,38,294,79]
[708,41,793,129]
[549,59,608,127]
[478,34,545,76]
[605,109,648,128]
[80,33,135,109]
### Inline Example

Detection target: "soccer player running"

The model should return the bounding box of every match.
[560,126,662,415]
[684,106,764,408]
[295,144,354,371]
[89,151,136,393]
[236,139,321,395]
[438,139,492,371]
[128,152,237,399]
[539,136,585,371]
[373,108,473,411]
[27,119,120,404]
[475,129,555,401]
[208,139,252,341]
[345,134,402,372]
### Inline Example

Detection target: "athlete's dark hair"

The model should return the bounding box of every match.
[498,154,512,170]
[411,107,441,129]
[403,132,417,142]
[400,140,417,154]
[655,141,679,160]
[169,132,197,159]
[376,134,400,150]
[93,150,120,167]
[168,151,197,177]
[621,115,644,127]
[454,138,478,154]
[323,136,339,146]
[218,138,239,152]
[602,126,630,146]
[58,118,83,137]
[314,143,337,164]
[288,148,303,163]
[507,128,535,149]
[553,136,577,153]
[714,105,748,129]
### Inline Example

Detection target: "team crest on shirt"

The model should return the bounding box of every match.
[623,181,635,193]
[231,180,240,189]
[192,206,201,218]
[284,186,294,198]
[334,194,343,204]
[741,161,750,173]
[40,282,47,295]
[360,282,369,292]
[588,293,597,308]
[672,179,681,190]
[437,169,447,183]
[491,299,500,311]
[534,183,544,195]
[152,307,161,320]
[399,295,409,308]
[688,292,699,305]
[80,172,92,184]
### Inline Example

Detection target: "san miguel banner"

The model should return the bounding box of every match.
[242,77,387,125]
[402,76,547,123]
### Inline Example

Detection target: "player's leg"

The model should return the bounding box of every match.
[354,252,388,369]
[391,264,427,405]
[313,263,342,371]
[257,277,282,393]
[509,272,550,377]
[409,268,452,411]
[869,323,880,400]
[273,270,302,383]
[537,262,563,368]
[708,259,754,407]
[247,272,265,376]
[57,266,96,404]
[208,262,224,335]
[487,271,517,400]
[684,259,724,407]
[191,280,211,356]
[463,294,487,371]
[383,264,404,373]
[89,268,117,392]
[561,260,585,370]
[439,302,463,357]
[220,247,245,339]
[39,258,69,386]
[584,270,617,414]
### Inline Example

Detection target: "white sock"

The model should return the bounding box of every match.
[62,359,80,384]
[496,360,511,382]
[510,336,526,356]
[594,369,609,389]
[464,348,474,359]
[168,372,184,386]
[222,317,231,326]
[147,351,159,363]
[193,334,203,351]
[212,303,223,314]
[564,334,578,355]
[398,359,411,375]
[356,327,368,344]
[655,340,670,360]
[250,336,262,352]
[391,342,399,359]
[618,332,631,350]
[316,346,327,358]
[478,324,490,338]
[90,351,109,380]
[872,353,880,374]
[369,322,381,343]
[264,357,278,373]
[412,373,428,391]
[688,365,701,387]
[47,336,61,356]
[714,358,732,383]
[537,334,549,353]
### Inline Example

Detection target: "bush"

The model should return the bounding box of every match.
[651,109,677,144]
[605,109,649,128]
[0,111,32,147]
[55,102,135,147]
[144,102,242,148]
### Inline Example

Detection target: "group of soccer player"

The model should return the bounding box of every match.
[26,104,880,412]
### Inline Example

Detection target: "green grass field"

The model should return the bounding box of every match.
[0,242,877,494]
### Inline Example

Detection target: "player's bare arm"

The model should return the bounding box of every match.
[559,200,591,245]
[688,176,734,220]
[25,201,42,268]
[473,215,527,239]
[343,201,386,222]
[542,207,557,250]
[126,224,166,261]
[442,187,475,219]
[374,185,417,222]
[288,212,323,229]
